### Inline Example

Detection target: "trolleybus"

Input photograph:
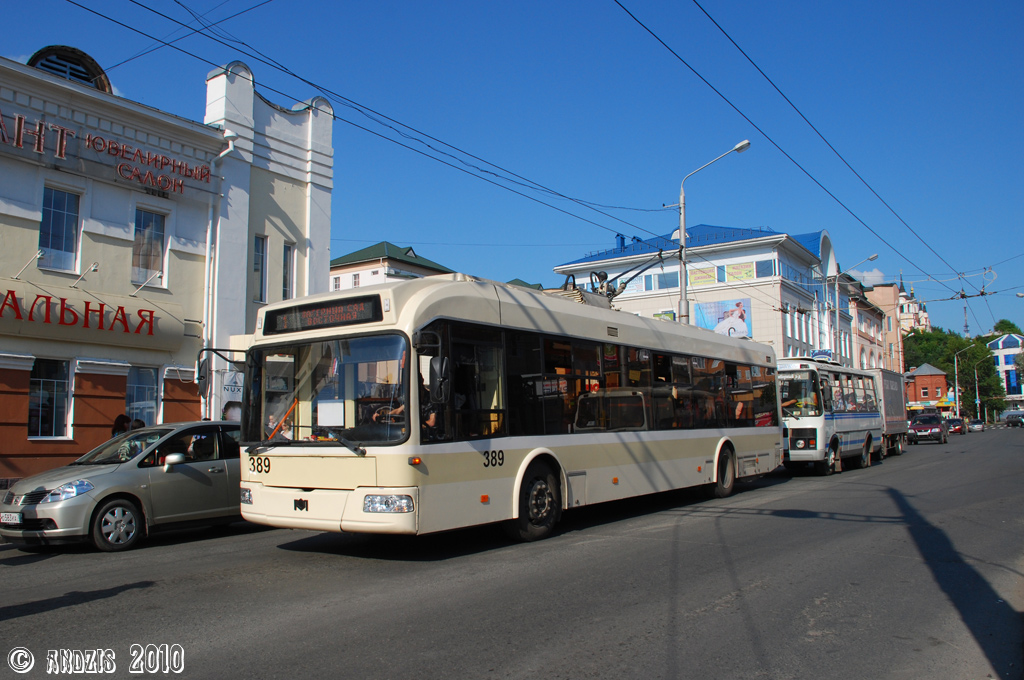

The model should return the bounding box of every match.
[778,357,883,475]
[238,274,783,541]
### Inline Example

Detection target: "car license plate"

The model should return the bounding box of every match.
[1,512,22,524]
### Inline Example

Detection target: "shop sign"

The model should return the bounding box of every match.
[0,283,185,351]
[0,105,212,196]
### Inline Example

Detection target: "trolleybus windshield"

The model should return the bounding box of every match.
[244,334,409,445]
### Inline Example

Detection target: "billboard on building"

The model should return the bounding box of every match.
[695,298,751,338]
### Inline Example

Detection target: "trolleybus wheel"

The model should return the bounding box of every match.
[710,447,735,498]
[504,461,561,542]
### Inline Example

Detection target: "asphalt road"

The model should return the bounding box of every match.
[2,428,1022,680]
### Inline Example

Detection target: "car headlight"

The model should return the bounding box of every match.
[39,479,94,503]
[363,494,414,513]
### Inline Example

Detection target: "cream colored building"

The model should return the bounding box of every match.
[0,47,332,482]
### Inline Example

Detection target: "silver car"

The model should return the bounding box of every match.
[0,421,241,551]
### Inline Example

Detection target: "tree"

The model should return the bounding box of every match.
[993,319,1023,335]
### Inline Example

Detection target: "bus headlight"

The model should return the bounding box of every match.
[363,494,414,513]
[240,488,253,505]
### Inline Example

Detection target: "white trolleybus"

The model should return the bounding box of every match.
[238,274,783,541]
[778,356,883,475]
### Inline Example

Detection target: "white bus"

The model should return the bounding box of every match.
[778,358,883,475]
[238,274,783,541]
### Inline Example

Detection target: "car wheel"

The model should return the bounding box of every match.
[91,498,143,552]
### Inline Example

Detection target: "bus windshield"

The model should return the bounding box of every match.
[244,334,409,445]
[779,370,822,418]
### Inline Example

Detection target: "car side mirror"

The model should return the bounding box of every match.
[163,452,186,472]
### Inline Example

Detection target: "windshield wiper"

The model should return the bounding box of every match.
[245,438,366,456]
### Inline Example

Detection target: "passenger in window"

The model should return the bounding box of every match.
[130,418,147,430]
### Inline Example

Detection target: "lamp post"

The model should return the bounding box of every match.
[833,254,877,365]
[953,346,973,418]
[972,356,988,422]
[677,139,751,325]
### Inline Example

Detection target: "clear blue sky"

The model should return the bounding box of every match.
[6,1,1022,336]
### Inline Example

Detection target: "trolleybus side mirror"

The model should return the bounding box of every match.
[429,356,450,404]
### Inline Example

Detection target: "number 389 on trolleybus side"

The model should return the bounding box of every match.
[235,274,784,541]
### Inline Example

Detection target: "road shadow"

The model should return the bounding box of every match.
[0,580,155,621]
[275,468,793,561]
[887,487,1022,679]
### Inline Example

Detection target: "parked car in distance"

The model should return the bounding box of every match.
[947,417,966,435]
[909,414,948,444]
[0,421,241,551]
[968,419,985,432]
[1005,412,1023,427]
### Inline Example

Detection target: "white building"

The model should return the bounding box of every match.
[0,47,332,482]
[987,334,1023,408]
[554,225,877,367]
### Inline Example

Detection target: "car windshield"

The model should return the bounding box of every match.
[244,334,409,445]
[913,415,941,425]
[778,370,822,418]
[74,428,174,465]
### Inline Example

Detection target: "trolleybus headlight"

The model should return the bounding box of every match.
[240,488,253,505]
[363,494,414,513]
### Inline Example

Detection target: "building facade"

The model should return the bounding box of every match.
[987,334,1023,408]
[554,225,877,368]
[0,48,332,482]
[905,363,950,414]
[329,242,452,291]
[865,282,907,373]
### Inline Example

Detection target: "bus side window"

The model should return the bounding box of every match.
[819,378,833,411]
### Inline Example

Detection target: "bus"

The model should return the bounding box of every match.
[778,357,884,475]
[238,274,783,541]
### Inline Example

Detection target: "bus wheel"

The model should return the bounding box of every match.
[814,446,836,476]
[711,447,735,498]
[504,462,561,542]
[851,441,870,469]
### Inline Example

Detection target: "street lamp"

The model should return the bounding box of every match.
[953,345,973,418]
[833,253,877,365]
[972,356,989,422]
[676,139,751,325]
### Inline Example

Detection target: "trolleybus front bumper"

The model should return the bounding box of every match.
[240,483,419,535]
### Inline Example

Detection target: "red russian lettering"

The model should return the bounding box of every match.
[157,174,172,190]
[0,290,23,319]
[0,107,9,144]
[109,306,130,333]
[160,155,171,170]
[119,144,134,160]
[142,170,157,188]
[15,115,45,153]
[48,124,76,159]
[28,295,53,323]
[107,140,121,157]
[132,147,145,164]
[172,178,184,194]
[83,301,106,329]
[117,162,133,180]
[196,165,211,182]
[58,298,79,326]
[86,134,105,152]
[135,309,155,336]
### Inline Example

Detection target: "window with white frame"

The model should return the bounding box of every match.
[38,187,81,272]
[331,276,341,291]
[282,242,295,300]
[29,359,70,437]
[253,235,267,302]
[126,366,158,427]
[352,273,360,288]
[132,209,166,284]
[921,386,929,398]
